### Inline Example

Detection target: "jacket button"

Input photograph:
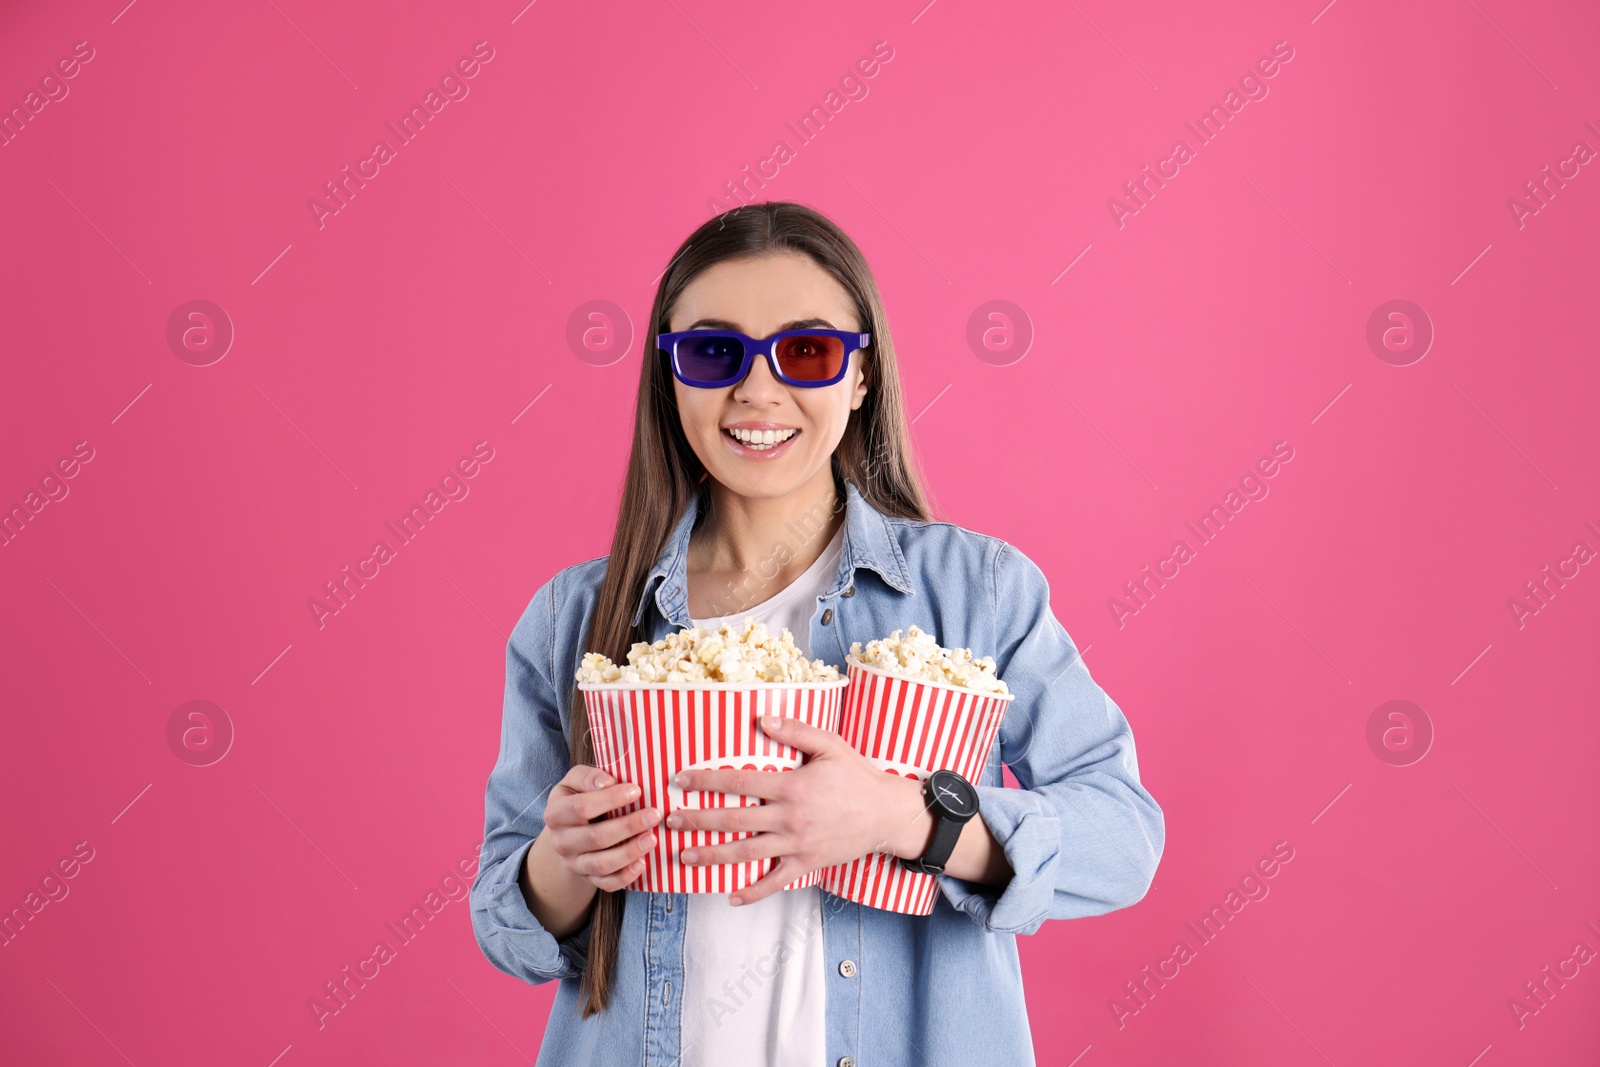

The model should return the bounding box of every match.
[841,586,855,598]
[821,608,834,625]
[838,959,857,978]
[839,1059,856,1067]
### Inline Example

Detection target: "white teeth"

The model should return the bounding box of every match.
[726,427,796,451]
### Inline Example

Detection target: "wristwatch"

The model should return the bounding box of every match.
[900,769,980,875]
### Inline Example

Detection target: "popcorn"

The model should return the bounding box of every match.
[848,625,1009,695]
[576,618,842,685]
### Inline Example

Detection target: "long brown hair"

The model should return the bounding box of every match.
[572,200,932,1015]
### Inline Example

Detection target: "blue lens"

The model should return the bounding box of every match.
[676,335,746,383]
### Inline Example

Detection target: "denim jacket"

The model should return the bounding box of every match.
[470,479,1165,1066]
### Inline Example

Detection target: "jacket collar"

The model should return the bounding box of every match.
[631,479,915,628]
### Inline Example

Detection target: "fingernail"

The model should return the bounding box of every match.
[625,785,640,799]
[673,772,689,787]
[766,716,783,731]
[681,848,697,863]
[594,774,610,788]
[665,813,682,828]
[730,895,744,906]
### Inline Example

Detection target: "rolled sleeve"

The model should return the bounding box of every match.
[939,542,1165,934]
[473,838,591,982]
[469,572,591,985]
[937,784,1061,934]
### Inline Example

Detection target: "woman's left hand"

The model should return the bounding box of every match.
[666,715,932,906]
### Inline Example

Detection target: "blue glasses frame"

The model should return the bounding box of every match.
[656,328,871,389]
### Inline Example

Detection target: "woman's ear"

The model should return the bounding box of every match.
[849,355,871,411]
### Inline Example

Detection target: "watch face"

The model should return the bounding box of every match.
[928,770,978,818]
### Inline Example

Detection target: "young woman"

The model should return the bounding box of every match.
[470,201,1164,1067]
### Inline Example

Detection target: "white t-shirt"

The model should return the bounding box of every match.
[681,522,844,1067]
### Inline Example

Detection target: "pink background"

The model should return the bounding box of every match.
[2,0,1597,1064]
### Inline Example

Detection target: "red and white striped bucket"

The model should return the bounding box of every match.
[820,659,1013,915]
[579,679,847,894]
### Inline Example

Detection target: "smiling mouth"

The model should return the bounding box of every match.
[723,427,798,452]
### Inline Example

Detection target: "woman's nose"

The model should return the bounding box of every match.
[731,349,786,404]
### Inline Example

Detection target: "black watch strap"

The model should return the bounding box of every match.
[907,811,965,874]
[901,771,979,875]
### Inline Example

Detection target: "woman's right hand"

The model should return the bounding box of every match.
[531,765,663,894]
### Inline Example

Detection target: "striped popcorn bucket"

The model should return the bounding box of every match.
[820,659,1013,915]
[579,679,848,894]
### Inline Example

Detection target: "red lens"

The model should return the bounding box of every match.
[774,334,846,382]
